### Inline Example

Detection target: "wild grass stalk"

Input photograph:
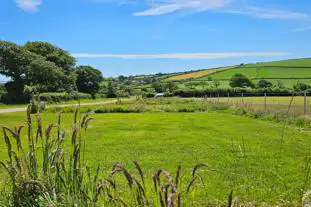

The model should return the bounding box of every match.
[0,105,208,206]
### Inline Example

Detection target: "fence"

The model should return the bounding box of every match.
[206,92,311,117]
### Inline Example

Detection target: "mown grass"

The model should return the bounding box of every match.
[167,67,234,81]
[1,99,311,205]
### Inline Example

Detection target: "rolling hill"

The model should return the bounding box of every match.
[166,58,311,88]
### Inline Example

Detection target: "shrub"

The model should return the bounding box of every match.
[39,92,92,103]
[293,82,311,92]
[229,73,254,88]
[257,79,272,88]
[29,98,46,114]
[173,88,295,98]
[143,93,156,98]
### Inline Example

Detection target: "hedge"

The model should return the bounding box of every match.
[39,92,92,103]
[172,88,310,98]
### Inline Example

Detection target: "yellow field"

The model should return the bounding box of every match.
[168,66,233,81]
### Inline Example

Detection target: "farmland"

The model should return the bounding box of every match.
[1,98,311,205]
[167,66,234,81]
[164,58,311,89]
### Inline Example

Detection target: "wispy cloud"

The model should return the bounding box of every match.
[289,26,311,33]
[132,0,309,21]
[228,7,309,20]
[73,52,291,59]
[134,0,232,16]
[15,0,42,12]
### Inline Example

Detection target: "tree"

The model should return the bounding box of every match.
[24,41,76,73]
[276,80,285,89]
[257,79,272,89]
[199,81,209,89]
[0,41,36,83]
[229,73,254,88]
[293,82,311,92]
[152,82,164,93]
[0,41,38,102]
[27,58,71,92]
[74,66,103,97]
[212,80,220,88]
[107,81,117,98]
[165,81,178,93]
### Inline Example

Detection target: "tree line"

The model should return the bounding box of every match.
[0,41,103,103]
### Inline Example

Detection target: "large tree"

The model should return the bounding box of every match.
[27,58,73,92]
[24,41,76,73]
[0,41,38,102]
[0,41,37,83]
[74,66,103,96]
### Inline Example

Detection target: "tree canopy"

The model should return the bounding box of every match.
[74,66,103,96]
[24,41,76,73]
[229,73,254,88]
[0,40,80,103]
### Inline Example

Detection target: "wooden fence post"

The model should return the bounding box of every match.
[304,91,307,115]
[264,93,267,113]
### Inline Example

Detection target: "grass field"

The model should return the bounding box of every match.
[166,58,311,89]
[206,66,311,80]
[1,99,311,204]
[167,66,234,81]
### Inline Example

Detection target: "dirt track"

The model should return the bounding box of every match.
[0,100,117,114]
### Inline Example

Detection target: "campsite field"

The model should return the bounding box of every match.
[1,99,311,204]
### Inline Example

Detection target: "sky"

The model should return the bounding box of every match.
[1,0,311,80]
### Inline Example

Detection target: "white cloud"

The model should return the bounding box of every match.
[231,7,309,20]
[134,0,232,16]
[132,0,309,21]
[289,26,311,33]
[15,0,42,12]
[72,52,291,59]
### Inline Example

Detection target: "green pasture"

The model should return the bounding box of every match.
[1,100,311,204]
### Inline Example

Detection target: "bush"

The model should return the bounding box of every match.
[29,99,46,114]
[293,82,311,92]
[229,73,254,88]
[143,93,156,98]
[39,92,92,103]
[173,88,295,98]
[257,79,272,88]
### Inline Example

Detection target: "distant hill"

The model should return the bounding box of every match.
[164,58,311,88]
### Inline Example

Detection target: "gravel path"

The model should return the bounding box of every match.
[0,100,117,114]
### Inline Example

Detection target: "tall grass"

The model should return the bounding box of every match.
[0,105,213,206]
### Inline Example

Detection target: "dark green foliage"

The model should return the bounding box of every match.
[2,81,30,104]
[0,40,79,103]
[24,41,76,73]
[0,41,36,81]
[152,81,178,93]
[293,82,311,92]
[173,88,296,98]
[74,65,103,97]
[229,73,254,88]
[257,79,272,88]
[27,58,72,92]
[107,81,117,98]
[39,92,92,103]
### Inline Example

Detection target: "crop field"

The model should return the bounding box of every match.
[205,66,311,80]
[1,99,311,205]
[167,66,234,81]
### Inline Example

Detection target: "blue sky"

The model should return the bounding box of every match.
[1,0,311,80]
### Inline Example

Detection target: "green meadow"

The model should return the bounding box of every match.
[1,99,311,205]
